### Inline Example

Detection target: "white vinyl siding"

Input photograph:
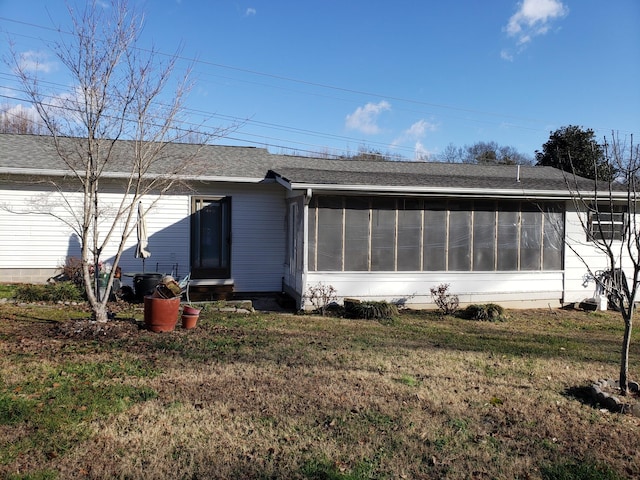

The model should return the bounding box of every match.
[229,184,286,292]
[0,181,286,292]
[305,271,564,309]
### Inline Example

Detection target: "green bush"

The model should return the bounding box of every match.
[15,282,84,303]
[345,299,398,322]
[463,303,506,322]
[0,284,18,299]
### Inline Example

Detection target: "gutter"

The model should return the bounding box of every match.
[283,182,630,201]
[266,170,631,201]
[0,167,268,184]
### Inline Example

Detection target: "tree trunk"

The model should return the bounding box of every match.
[619,312,632,395]
[92,303,110,323]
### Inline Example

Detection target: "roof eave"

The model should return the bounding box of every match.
[287,182,631,200]
[0,168,268,184]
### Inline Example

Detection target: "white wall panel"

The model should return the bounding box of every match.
[0,180,287,291]
[304,271,564,309]
[0,184,78,270]
[562,203,637,306]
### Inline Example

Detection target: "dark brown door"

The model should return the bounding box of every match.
[191,197,231,279]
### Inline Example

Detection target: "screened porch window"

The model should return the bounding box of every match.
[423,209,447,270]
[308,196,564,272]
[397,199,422,271]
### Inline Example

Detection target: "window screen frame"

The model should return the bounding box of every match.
[588,204,626,242]
[307,195,564,273]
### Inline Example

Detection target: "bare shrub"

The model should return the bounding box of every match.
[306,282,337,316]
[60,257,85,289]
[430,283,459,315]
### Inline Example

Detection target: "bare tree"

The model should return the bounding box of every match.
[436,143,464,163]
[340,145,405,162]
[0,103,46,134]
[9,0,230,322]
[564,133,639,395]
[433,141,532,165]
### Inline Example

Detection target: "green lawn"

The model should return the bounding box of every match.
[0,301,638,479]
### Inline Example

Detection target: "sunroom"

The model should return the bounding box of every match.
[271,163,595,309]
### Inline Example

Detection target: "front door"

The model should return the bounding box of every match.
[191,197,231,279]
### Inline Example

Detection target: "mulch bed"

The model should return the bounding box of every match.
[53,317,142,340]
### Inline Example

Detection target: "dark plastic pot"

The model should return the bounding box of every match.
[134,273,163,300]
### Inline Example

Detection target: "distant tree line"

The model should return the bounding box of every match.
[434,141,533,165]
[0,102,618,184]
[0,104,46,135]
[431,126,617,182]
[338,145,405,162]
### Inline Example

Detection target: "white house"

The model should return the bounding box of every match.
[0,133,631,309]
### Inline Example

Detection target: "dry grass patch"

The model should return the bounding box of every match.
[0,303,639,479]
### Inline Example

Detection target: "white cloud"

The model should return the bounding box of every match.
[245,7,257,16]
[505,0,568,45]
[404,119,437,139]
[391,119,438,147]
[414,141,433,161]
[500,49,514,61]
[345,101,391,135]
[1,103,38,118]
[17,50,56,74]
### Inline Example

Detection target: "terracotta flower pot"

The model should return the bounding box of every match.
[182,305,201,316]
[181,313,199,329]
[144,295,180,332]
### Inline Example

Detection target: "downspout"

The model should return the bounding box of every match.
[561,199,568,305]
[302,188,312,310]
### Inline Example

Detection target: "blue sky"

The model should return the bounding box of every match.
[1,0,638,160]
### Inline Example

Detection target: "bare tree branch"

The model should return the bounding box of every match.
[7,0,233,321]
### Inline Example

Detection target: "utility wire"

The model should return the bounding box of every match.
[0,80,419,158]
[0,15,553,127]
[1,14,635,156]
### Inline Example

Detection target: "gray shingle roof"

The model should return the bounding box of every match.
[268,165,582,191]
[0,133,609,195]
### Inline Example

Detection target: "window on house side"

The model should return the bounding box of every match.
[588,206,626,242]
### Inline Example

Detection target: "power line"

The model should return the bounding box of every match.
[0,90,383,159]
[1,13,636,156]
[0,77,420,158]
[0,15,552,127]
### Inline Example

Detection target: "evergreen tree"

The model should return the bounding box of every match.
[535,125,615,181]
